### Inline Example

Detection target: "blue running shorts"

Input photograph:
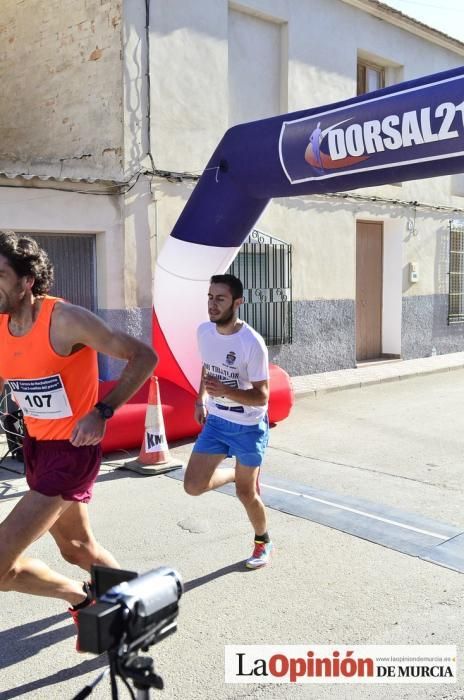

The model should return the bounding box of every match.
[192,414,269,467]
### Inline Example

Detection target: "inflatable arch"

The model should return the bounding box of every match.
[103,66,464,451]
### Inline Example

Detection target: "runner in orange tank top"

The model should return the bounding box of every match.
[0,295,99,440]
[0,231,157,650]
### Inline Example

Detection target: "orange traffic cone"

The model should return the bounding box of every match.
[124,376,183,475]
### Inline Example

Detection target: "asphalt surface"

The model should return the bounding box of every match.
[0,369,463,700]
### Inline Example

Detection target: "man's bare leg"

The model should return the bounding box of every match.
[235,462,267,534]
[50,502,119,572]
[0,490,89,606]
[183,452,235,496]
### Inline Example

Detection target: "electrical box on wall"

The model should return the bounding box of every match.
[409,261,419,283]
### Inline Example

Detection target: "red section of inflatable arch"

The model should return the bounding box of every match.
[99,377,198,453]
[99,363,294,454]
[268,364,295,424]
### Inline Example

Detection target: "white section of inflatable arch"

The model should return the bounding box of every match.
[154,237,241,389]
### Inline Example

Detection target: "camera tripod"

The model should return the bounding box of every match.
[73,648,164,699]
[73,565,182,700]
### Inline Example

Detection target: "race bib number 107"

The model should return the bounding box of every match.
[8,374,73,419]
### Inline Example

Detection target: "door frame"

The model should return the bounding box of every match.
[356,219,384,361]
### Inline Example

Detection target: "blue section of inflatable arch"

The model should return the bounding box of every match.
[171,66,464,249]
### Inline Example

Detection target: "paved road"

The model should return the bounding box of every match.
[0,370,463,699]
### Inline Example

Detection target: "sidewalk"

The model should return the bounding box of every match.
[291,350,464,397]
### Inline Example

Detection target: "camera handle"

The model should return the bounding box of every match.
[72,652,164,700]
[116,653,164,699]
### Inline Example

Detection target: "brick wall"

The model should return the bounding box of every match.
[0,0,124,180]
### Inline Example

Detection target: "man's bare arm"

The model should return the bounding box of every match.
[194,366,209,424]
[52,302,157,410]
[203,375,268,406]
[51,303,157,446]
[196,366,208,404]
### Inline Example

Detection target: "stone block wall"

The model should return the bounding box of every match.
[0,0,124,180]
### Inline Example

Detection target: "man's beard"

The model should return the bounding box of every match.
[0,282,26,315]
[212,303,235,326]
[0,291,15,315]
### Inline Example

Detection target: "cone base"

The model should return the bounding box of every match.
[120,457,184,476]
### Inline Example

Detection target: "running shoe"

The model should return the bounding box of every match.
[245,541,274,569]
[68,581,93,652]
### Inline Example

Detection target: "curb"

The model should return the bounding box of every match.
[291,360,464,398]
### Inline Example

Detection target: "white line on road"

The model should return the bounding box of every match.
[261,483,448,540]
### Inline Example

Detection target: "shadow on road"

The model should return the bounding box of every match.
[0,461,161,502]
[0,612,75,670]
[1,656,107,699]
[184,560,253,592]
[0,612,107,698]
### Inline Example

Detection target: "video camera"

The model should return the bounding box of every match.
[79,565,183,655]
[75,565,183,699]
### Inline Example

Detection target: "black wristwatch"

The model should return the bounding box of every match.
[94,401,114,420]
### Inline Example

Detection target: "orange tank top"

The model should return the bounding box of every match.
[0,296,98,440]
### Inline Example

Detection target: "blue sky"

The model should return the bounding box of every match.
[383,0,464,43]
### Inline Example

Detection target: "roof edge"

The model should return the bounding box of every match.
[0,172,127,194]
[341,0,464,55]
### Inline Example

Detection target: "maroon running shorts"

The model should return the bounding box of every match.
[23,435,102,503]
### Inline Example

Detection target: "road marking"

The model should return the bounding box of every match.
[167,469,464,570]
[261,483,448,540]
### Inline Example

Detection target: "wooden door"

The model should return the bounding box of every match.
[356,222,383,361]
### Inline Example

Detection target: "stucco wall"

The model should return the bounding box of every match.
[150,0,464,306]
[269,299,356,375]
[0,181,155,379]
[0,184,124,308]
[149,0,229,174]
[402,295,464,358]
[0,0,124,180]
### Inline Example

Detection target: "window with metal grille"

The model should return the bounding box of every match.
[28,233,97,311]
[448,220,464,324]
[226,229,292,345]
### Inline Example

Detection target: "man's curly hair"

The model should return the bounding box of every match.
[0,231,54,296]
